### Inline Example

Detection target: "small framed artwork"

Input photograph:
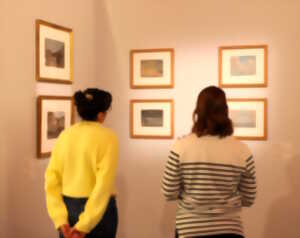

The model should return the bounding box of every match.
[37,96,74,158]
[36,19,73,84]
[130,48,174,89]
[130,99,174,139]
[219,45,268,88]
[227,98,267,140]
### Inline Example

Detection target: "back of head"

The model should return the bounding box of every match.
[74,88,112,121]
[192,86,233,138]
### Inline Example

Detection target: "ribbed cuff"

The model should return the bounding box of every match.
[74,222,91,234]
[54,217,68,230]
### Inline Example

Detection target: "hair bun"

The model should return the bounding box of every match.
[74,91,87,105]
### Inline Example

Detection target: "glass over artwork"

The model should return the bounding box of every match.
[37,96,74,158]
[140,60,163,77]
[47,111,65,139]
[141,109,164,127]
[45,38,65,68]
[230,56,256,76]
[219,45,267,88]
[227,98,267,140]
[130,99,174,139]
[230,110,256,128]
[36,19,73,84]
[130,49,174,88]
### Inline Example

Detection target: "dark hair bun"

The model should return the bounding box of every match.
[74,88,112,121]
[74,91,87,106]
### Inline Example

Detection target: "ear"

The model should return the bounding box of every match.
[97,112,107,123]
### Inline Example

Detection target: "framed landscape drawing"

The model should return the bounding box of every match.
[36,19,73,84]
[227,98,267,140]
[37,96,74,158]
[130,99,174,139]
[219,45,268,88]
[130,49,174,89]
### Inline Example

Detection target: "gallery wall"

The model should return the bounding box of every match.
[0,0,98,237]
[95,0,300,238]
[1,0,300,238]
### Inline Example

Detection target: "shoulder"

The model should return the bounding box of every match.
[229,136,252,160]
[100,126,118,143]
[170,133,195,156]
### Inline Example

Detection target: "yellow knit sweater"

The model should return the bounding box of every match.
[45,121,119,233]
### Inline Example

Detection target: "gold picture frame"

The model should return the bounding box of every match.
[219,45,268,88]
[37,96,74,158]
[130,48,174,89]
[36,19,73,84]
[130,99,174,139]
[227,98,267,140]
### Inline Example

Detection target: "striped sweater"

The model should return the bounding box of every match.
[162,134,256,238]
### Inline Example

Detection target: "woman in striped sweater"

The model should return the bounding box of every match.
[162,86,256,238]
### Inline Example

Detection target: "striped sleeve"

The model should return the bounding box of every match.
[238,155,257,207]
[162,150,182,201]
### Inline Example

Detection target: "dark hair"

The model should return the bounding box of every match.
[192,86,233,138]
[74,88,112,121]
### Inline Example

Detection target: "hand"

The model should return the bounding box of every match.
[69,228,86,238]
[60,224,71,238]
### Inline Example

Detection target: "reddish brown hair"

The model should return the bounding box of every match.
[192,86,233,138]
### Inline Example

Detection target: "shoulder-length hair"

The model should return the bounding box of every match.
[192,86,233,138]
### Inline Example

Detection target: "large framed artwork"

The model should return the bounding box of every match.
[36,19,73,84]
[227,98,267,140]
[219,45,268,88]
[130,49,174,89]
[130,99,174,139]
[37,96,74,158]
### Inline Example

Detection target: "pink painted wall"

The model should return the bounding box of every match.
[95,0,300,238]
[0,0,98,237]
[1,0,300,237]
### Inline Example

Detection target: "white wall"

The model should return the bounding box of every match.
[96,0,300,238]
[0,0,98,237]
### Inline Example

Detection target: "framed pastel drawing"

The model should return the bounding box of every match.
[130,99,174,139]
[130,48,174,89]
[37,96,74,158]
[36,19,73,84]
[219,45,268,88]
[227,98,267,140]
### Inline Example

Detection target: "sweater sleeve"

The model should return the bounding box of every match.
[74,133,119,233]
[238,155,257,207]
[162,140,182,201]
[45,133,68,229]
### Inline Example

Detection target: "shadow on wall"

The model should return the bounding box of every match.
[159,201,177,237]
[115,173,128,238]
[263,154,300,238]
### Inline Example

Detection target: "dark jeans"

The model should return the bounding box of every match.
[175,230,244,238]
[59,196,118,238]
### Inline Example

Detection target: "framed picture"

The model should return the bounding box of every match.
[130,48,174,89]
[227,98,267,140]
[37,96,74,158]
[219,45,268,88]
[130,99,174,139]
[36,19,73,84]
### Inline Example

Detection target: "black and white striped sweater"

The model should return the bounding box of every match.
[162,134,256,238]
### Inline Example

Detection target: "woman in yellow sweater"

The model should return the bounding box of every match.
[45,88,119,238]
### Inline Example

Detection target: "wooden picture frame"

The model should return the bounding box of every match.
[37,96,75,158]
[36,19,73,84]
[130,99,174,139]
[227,98,267,140]
[219,45,268,88]
[130,48,174,89]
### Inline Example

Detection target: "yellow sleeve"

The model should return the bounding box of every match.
[75,133,119,233]
[44,133,68,229]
